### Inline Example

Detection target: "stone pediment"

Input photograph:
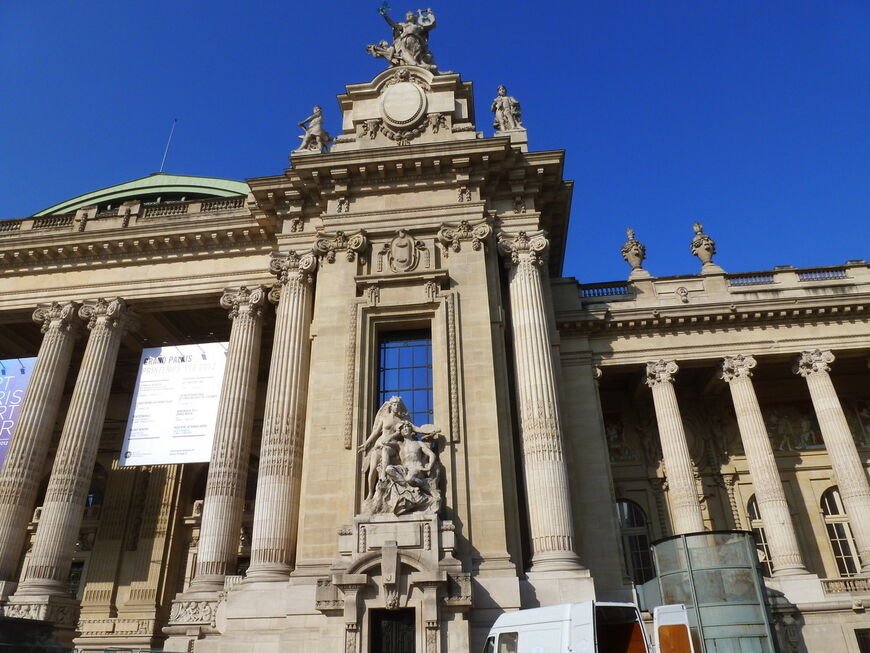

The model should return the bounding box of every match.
[331,66,478,151]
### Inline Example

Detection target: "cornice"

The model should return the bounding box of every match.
[558,294,870,335]
[0,223,275,273]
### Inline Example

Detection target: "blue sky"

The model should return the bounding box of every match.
[1,1,867,282]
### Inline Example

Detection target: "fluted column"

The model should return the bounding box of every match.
[246,251,317,581]
[721,355,807,575]
[645,360,705,534]
[188,286,266,592]
[497,231,582,572]
[795,349,870,572]
[0,302,81,587]
[15,298,137,598]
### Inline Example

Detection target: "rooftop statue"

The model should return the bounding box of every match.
[366,6,439,72]
[491,85,523,132]
[294,105,330,154]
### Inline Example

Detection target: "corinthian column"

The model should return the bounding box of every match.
[187,286,266,592]
[721,355,807,575]
[246,251,317,581]
[795,349,870,572]
[8,298,136,632]
[645,360,705,534]
[0,302,80,591]
[496,231,582,572]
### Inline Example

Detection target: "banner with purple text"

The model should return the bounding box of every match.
[0,357,38,470]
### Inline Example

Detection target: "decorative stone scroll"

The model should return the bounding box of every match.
[315,230,369,263]
[358,397,443,516]
[437,219,492,254]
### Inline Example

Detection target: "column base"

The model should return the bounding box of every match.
[243,563,292,583]
[528,549,586,573]
[765,573,825,604]
[186,574,228,594]
[772,564,811,578]
[2,594,79,647]
[521,567,594,608]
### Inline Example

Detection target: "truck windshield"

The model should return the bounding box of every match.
[596,606,647,653]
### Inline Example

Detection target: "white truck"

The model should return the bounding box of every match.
[483,601,694,653]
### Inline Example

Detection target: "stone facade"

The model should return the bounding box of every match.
[0,54,869,653]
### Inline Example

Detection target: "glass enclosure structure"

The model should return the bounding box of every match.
[639,531,775,653]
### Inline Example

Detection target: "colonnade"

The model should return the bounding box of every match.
[644,350,870,576]
[0,250,319,629]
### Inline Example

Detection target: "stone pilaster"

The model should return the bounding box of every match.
[7,298,136,637]
[188,286,266,592]
[0,302,80,595]
[795,349,870,573]
[721,355,807,575]
[496,231,582,572]
[644,360,705,534]
[246,251,317,581]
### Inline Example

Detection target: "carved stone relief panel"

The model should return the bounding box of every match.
[377,230,429,273]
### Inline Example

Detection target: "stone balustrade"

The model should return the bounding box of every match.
[0,195,247,237]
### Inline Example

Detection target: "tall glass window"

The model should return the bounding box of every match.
[616,499,655,585]
[747,495,773,577]
[821,486,860,577]
[377,330,433,426]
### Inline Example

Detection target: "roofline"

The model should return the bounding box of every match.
[34,173,250,216]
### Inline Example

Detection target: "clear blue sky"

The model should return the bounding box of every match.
[1,1,867,282]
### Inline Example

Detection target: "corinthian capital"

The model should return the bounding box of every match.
[269,250,317,284]
[496,230,549,267]
[314,230,368,263]
[437,219,492,253]
[645,359,679,387]
[793,349,835,377]
[32,301,81,334]
[720,354,757,383]
[220,285,267,320]
[78,298,138,333]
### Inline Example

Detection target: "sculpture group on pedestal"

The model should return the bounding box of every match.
[366,6,439,72]
[359,396,442,516]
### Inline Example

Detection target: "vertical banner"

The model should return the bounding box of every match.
[120,343,228,466]
[0,357,38,470]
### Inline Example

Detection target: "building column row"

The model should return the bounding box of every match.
[645,350,870,576]
[0,303,81,593]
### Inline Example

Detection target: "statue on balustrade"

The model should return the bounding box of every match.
[366,6,439,72]
[359,396,443,516]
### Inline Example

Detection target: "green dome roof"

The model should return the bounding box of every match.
[34,173,250,216]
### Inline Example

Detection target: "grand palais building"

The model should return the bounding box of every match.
[1,11,869,653]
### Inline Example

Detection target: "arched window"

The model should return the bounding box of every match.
[821,487,859,577]
[747,495,773,577]
[616,499,655,585]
